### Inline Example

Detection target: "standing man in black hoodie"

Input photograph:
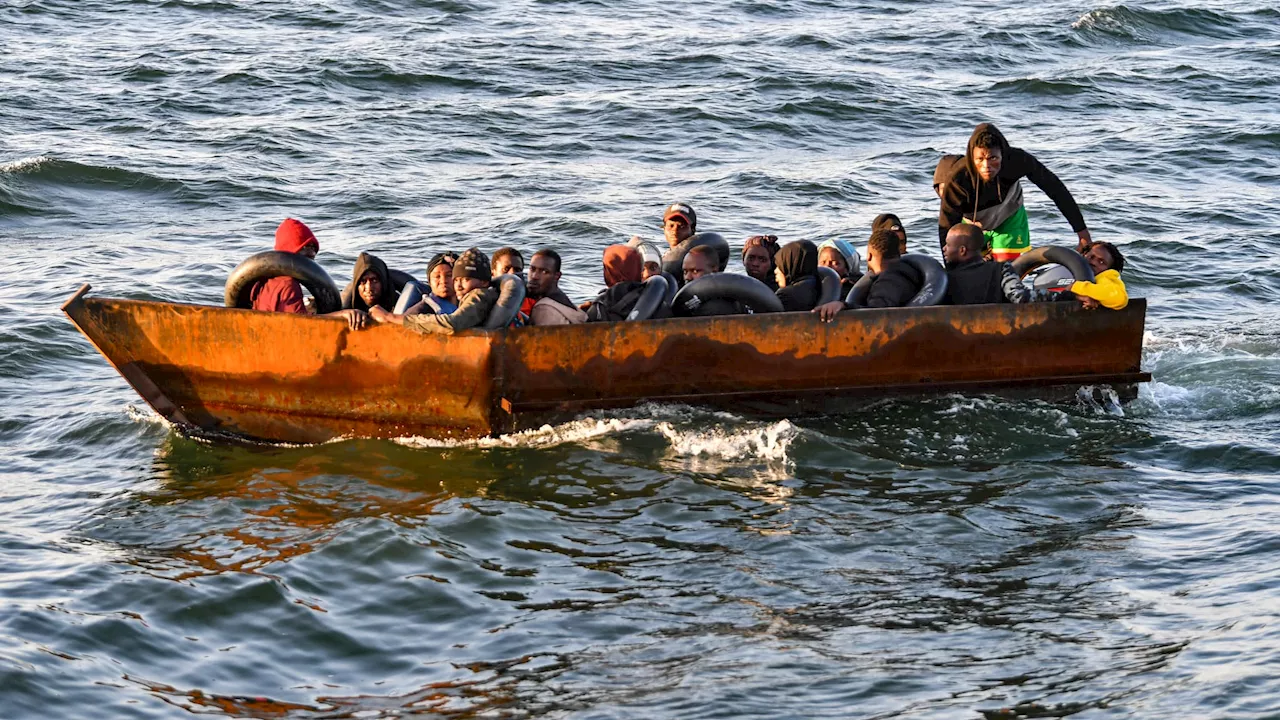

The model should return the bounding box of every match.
[936,123,1092,261]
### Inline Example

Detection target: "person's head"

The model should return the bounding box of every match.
[872,213,908,254]
[943,224,986,267]
[491,247,524,279]
[527,249,562,299]
[662,202,697,248]
[427,252,456,300]
[1083,242,1125,276]
[603,244,642,288]
[351,252,391,310]
[817,239,860,279]
[357,269,381,307]
[275,218,319,259]
[742,235,780,283]
[773,240,819,289]
[682,245,719,283]
[866,229,903,276]
[642,261,662,281]
[451,247,492,297]
[967,123,1009,183]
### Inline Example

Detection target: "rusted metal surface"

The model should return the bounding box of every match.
[64,285,1148,444]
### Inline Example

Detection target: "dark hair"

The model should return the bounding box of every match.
[1089,242,1125,274]
[491,246,523,272]
[687,244,719,265]
[532,248,562,273]
[973,129,1002,151]
[948,224,985,254]
[867,229,902,260]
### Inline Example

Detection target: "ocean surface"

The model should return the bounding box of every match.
[3,0,1279,717]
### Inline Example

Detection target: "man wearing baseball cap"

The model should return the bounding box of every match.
[872,213,908,254]
[370,247,498,334]
[662,202,697,249]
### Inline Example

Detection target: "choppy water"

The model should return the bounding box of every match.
[3,0,1280,717]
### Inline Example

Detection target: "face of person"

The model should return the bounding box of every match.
[357,269,381,306]
[942,234,965,267]
[430,263,453,299]
[743,245,772,280]
[298,242,318,260]
[527,255,559,297]
[894,231,907,254]
[683,253,714,283]
[664,216,693,247]
[818,248,849,278]
[641,261,662,281]
[453,276,485,298]
[494,255,524,279]
[1085,245,1114,275]
[774,265,787,289]
[973,146,1002,182]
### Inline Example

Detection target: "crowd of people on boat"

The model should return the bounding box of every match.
[242,123,1129,334]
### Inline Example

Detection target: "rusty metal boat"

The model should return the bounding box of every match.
[62,284,1149,444]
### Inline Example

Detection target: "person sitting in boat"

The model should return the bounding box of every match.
[663,202,696,249]
[628,237,665,281]
[370,248,497,334]
[491,247,525,280]
[815,229,922,321]
[742,234,781,291]
[774,240,822,312]
[1071,241,1128,310]
[817,238,862,297]
[349,252,400,313]
[585,244,667,322]
[525,249,586,325]
[681,245,743,316]
[250,218,371,330]
[941,225,1029,305]
[406,252,458,315]
[872,213,908,254]
[937,122,1091,260]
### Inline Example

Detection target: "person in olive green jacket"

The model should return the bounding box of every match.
[369,248,498,334]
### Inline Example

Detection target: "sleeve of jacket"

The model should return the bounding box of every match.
[402,289,497,334]
[1008,147,1087,234]
[1070,270,1128,310]
[937,181,969,250]
[1000,261,1030,303]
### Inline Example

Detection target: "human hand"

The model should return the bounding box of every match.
[346,309,371,330]
[815,301,845,322]
[1077,229,1092,251]
[1080,297,1100,310]
[368,306,390,323]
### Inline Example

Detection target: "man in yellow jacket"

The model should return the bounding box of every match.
[1071,242,1128,310]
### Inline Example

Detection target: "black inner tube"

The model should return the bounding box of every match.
[816,266,843,305]
[844,254,948,308]
[224,251,342,314]
[627,275,668,321]
[1010,246,1095,283]
[672,273,784,317]
[661,233,730,285]
[481,274,527,330]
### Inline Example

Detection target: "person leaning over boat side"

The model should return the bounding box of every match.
[815,230,922,321]
[350,252,400,313]
[250,218,371,330]
[492,247,525,280]
[742,234,781,291]
[370,248,497,334]
[817,238,863,297]
[1071,242,1128,310]
[774,240,822,312]
[941,225,1029,305]
[937,123,1091,260]
[872,213,908,254]
[525,249,586,325]
[682,245,743,316]
[663,202,696,248]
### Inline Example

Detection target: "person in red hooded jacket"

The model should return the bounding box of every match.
[249,218,370,330]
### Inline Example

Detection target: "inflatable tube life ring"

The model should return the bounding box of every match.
[672,273,784,317]
[661,233,730,284]
[341,268,419,309]
[661,271,679,308]
[392,280,426,314]
[627,275,669,321]
[816,266,843,305]
[1011,246,1095,284]
[481,274,526,330]
[843,254,948,308]
[225,251,342,314]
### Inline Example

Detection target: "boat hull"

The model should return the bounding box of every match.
[63,285,1149,444]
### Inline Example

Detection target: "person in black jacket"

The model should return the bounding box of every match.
[936,123,1091,261]
[942,225,1030,305]
[816,230,921,321]
[774,240,822,312]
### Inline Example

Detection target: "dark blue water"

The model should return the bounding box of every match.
[3,1,1279,717]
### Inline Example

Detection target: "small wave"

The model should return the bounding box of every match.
[1072,5,1243,41]
[395,416,654,450]
[0,156,188,196]
[988,78,1092,96]
[656,419,798,463]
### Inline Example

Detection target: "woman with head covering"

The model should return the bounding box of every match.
[585,244,669,322]
[817,239,863,297]
[741,234,781,291]
[773,240,822,312]
[628,236,666,281]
